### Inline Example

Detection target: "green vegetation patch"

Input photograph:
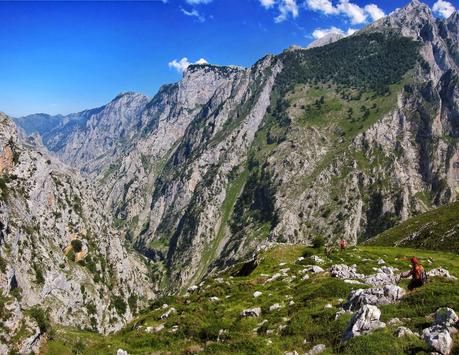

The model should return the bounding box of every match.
[367,201,459,253]
[44,245,459,354]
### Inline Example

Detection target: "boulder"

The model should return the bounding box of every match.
[187,285,199,293]
[209,297,220,302]
[364,267,399,286]
[253,291,263,298]
[160,307,177,319]
[270,303,282,311]
[435,308,459,328]
[304,265,325,273]
[306,344,326,355]
[266,273,282,283]
[343,305,386,340]
[394,326,417,338]
[117,350,128,355]
[423,325,453,355]
[345,285,405,311]
[344,279,364,285]
[145,324,165,333]
[310,256,324,264]
[240,307,262,318]
[329,264,364,280]
[388,318,402,326]
[377,258,386,265]
[427,268,456,280]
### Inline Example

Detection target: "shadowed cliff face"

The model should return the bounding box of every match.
[12,1,459,293]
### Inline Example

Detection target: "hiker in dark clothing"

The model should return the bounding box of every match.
[400,257,428,290]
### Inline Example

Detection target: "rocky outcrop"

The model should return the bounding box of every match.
[329,264,365,280]
[422,307,458,354]
[345,285,405,311]
[428,267,457,279]
[423,325,453,354]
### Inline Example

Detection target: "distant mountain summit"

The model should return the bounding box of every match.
[307,32,344,49]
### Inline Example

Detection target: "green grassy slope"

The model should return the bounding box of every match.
[366,201,459,253]
[43,245,459,354]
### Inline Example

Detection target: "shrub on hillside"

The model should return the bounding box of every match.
[312,235,325,249]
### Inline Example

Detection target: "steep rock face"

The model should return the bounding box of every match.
[0,113,156,352]
[44,92,149,174]
[13,1,459,293]
[99,65,250,233]
[143,57,281,289]
[140,2,459,289]
[12,113,65,137]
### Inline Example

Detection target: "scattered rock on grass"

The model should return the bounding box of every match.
[253,291,263,298]
[343,305,386,340]
[428,268,457,280]
[160,307,177,319]
[435,308,459,328]
[306,344,326,355]
[187,285,199,293]
[270,303,282,311]
[394,326,418,338]
[422,325,453,355]
[304,265,325,273]
[310,256,324,264]
[388,318,402,326]
[240,307,261,318]
[345,285,405,311]
[329,264,364,280]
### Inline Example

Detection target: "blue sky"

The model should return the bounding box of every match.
[0,0,457,117]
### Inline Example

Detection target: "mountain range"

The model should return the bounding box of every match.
[2,0,459,353]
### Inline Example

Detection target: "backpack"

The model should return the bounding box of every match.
[414,265,428,284]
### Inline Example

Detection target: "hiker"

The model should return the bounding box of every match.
[399,257,427,290]
[339,239,347,251]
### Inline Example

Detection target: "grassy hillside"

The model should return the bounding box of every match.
[366,201,459,253]
[43,245,459,354]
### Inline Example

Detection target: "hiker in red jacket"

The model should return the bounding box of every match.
[339,239,347,251]
[400,257,428,290]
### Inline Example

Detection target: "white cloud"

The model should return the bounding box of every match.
[186,0,212,4]
[274,0,299,23]
[364,4,385,21]
[168,57,208,73]
[306,0,338,15]
[337,0,367,24]
[304,0,385,25]
[180,7,205,22]
[432,0,456,18]
[195,58,209,65]
[259,0,276,9]
[312,26,356,39]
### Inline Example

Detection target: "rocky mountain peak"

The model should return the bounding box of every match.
[307,32,344,49]
[369,0,435,39]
